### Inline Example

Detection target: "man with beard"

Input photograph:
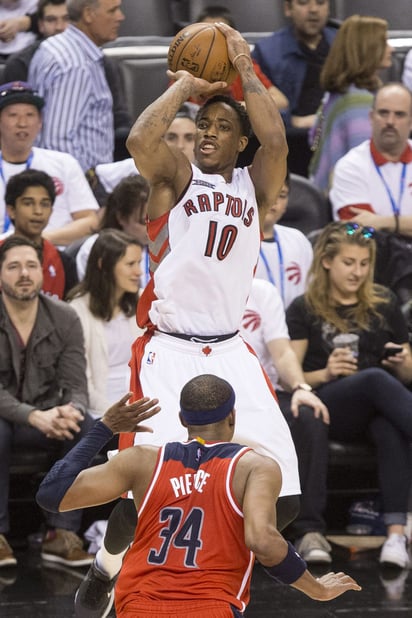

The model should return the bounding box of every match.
[252,0,335,130]
[329,83,412,301]
[0,236,93,569]
[330,83,412,228]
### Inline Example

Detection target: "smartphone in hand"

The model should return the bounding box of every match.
[381,346,403,360]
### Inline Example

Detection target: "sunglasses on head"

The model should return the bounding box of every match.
[343,222,375,239]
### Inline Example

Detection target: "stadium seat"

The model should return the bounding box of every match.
[103,46,170,120]
[118,58,169,120]
[104,36,172,49]
[332,0,412,30]
[278,173,332,236]
[118,0,176,37]
[187,0,288,33]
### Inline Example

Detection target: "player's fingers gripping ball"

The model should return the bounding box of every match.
[168,23,237,84]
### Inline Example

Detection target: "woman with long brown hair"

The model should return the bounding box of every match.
[309,15,392,192]
[68,229,143,418]
[287,221,412,568]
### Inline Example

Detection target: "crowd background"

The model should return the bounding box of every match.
[1,0,412,612]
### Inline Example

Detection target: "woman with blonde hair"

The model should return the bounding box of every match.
[286,221,412,568]
[309,15,392,192]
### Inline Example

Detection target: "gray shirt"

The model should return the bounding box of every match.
[0,293,88,423]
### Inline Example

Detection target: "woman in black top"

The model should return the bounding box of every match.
[286,221,412,569]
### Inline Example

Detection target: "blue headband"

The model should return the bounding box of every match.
[180,390,235,425]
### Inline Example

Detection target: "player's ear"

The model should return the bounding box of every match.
[6,204,15,222]
[238,136,248,152]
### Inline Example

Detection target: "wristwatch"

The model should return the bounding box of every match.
[291,383,313,394]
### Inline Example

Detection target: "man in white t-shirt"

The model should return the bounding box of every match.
[240,277,331,564]
[95,104,199,194]
[0,81,99,245]
[255,174,313,308]
[330,83,412,301]
[330,83,412,228]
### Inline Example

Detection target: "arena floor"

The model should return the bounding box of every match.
[0,542,411,617]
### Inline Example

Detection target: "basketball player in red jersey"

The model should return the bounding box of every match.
[73,23,304,617]
[37,375,361,618]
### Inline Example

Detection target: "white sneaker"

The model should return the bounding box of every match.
[405,513,412,542]
[295,532,332,564]
[380,569,409,600]
[379,534,410,569]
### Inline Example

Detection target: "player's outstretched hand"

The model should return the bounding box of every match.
[294,571,362,601]
[102,392,160,434]
[167,69,227,99]
[214,22,251,67]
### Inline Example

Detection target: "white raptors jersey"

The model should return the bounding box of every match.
[142,165,260,335]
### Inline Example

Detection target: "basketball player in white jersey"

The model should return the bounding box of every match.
[74,23,303,617]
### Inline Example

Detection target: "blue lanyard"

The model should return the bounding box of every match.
[144,247,150,284]
[0,151,34,232]
[373,160,407,216]
[259,228,285,304]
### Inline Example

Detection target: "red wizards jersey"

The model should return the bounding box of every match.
[115,440,254,615]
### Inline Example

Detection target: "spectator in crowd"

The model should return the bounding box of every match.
[3,0,70,81]
[0,0,37,59]
[240,277,331,563]
[76,175,149,286]
[252,0,336,130]
[309,15,392,193]
[0,81,99,246]
[286,221,412,569]
[68,230,143,419]
[37,373,361,617]
[28,0,125,172]
[0,235,94,569]
[4,0,131,163]
[196,4,288,110]
[329,83,412,302]
[402,48,412,92]
[4,169,77,299]
[93,104,197,196]
[254,173,313,308]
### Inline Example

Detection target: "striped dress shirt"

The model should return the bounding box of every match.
[28,24,114,171]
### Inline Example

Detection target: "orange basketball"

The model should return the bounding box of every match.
[168,23,237,85]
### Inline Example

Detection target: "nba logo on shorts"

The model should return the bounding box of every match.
[146,351,156,365]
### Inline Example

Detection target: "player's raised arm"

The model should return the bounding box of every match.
[216,23,288,216]
[126,73,225,196]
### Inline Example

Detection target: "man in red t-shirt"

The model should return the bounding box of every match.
[3,168,77,298]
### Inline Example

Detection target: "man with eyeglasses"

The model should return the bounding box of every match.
[330,82,412,303]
